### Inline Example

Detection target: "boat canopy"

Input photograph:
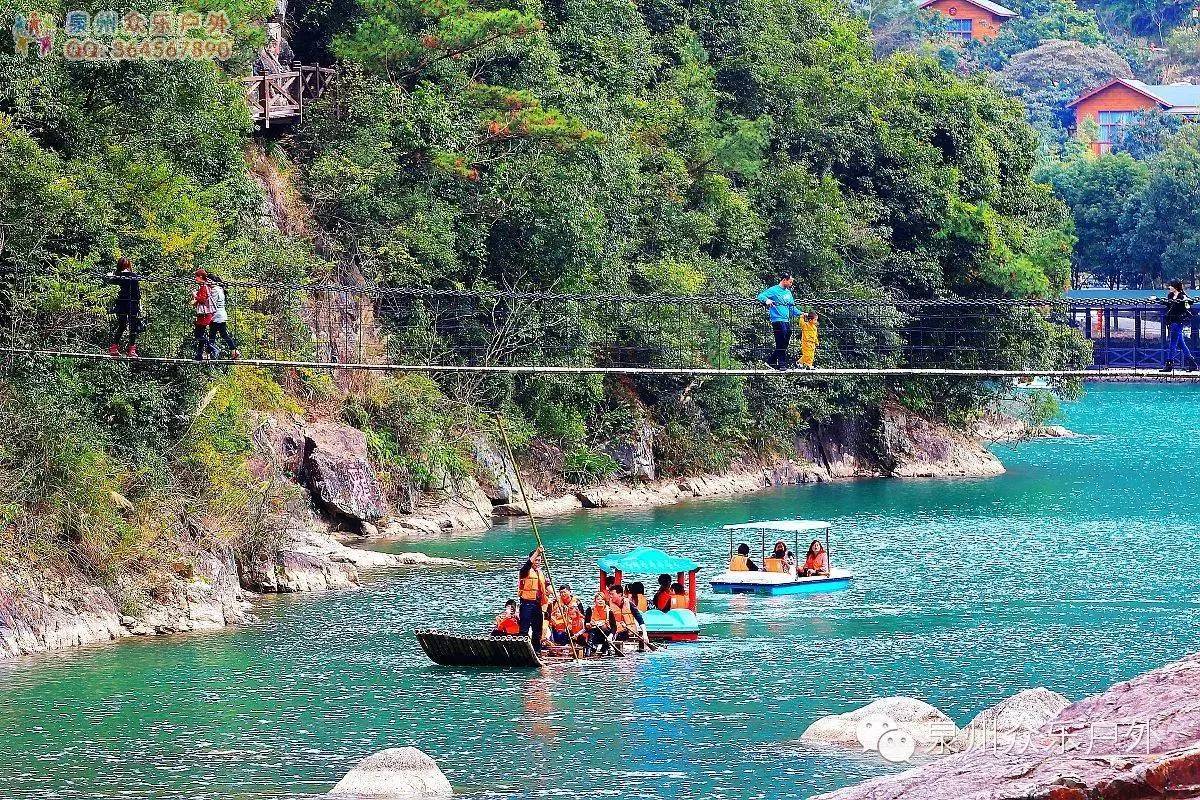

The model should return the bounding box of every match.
[723,520,831,533]
[598,547,700,575]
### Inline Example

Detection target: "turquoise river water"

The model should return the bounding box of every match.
[2,383,1198,800]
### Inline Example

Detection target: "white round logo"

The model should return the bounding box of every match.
[878,728,917,763]
[855,714,898,752]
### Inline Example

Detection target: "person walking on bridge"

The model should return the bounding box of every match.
[1158,280,1197,373]
[106,257,141,358]
[191,269,219,361]
[757,274,799,369]
[206,275,241,359]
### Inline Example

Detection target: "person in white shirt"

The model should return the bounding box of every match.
[207,275,241,359]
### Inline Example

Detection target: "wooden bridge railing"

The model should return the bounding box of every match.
[244,64,335,128]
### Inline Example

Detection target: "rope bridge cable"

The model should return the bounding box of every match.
[5,347,1200,379]
[1,268,1171,305]
[0,272,1181,378]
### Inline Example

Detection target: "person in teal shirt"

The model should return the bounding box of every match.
[757,275,798,369]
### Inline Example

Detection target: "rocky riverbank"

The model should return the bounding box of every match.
[0,410,467,661]
[382,402,1009,536]
[0,526,463,660]
[810,652,1200,800]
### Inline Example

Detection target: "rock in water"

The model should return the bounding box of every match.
[954,687,1070,752]
[327,747,452,798]
[800,697,956,753]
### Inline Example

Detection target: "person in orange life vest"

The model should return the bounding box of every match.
[586,593,616,655]
[613,586,647,652]
[628,581,649,613]
[669,582,689,610]
[517,547,550,653]
[728,542,758,571]
[799,539,828,577]
[547,584,586,649]
[609,582,648,633]
[602,575,623,608]
[765,540,795,573]
[652,573,672,612]
[491,599,520,636]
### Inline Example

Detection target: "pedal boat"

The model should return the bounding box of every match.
[597,547,701,642]
[710,520,854,595]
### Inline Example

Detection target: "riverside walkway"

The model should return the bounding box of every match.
[2,274,1195,380]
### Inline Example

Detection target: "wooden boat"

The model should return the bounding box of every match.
[597,547,701,641]
[710,520,856,596]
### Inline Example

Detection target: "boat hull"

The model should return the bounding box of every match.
[642,608,700,641]
[709,567,854,596]
[711,576,852,595]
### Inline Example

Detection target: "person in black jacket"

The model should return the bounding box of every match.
[106,257,141,358]
[1158,280,1196,373]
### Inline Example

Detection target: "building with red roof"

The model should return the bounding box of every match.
[917,0,1018,41]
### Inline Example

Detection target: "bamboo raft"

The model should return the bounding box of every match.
[416,629,545,668]
[416,629,652,668]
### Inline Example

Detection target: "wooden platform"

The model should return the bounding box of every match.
[416,629,544,668]
[244,65,335,128]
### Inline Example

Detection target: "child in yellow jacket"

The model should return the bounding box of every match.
[799,312,819,369]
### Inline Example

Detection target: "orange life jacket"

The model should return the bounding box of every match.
[548,603,569,632]
[566,604,585,635]
[613,600,639,634]
[670,594,689,610]
[764,557,788,573]
[653,589,672,612]
[804,552,827,572]
[518,570,546,602]
[729,554,750,571]
[590,600,611,630]
[636,595,648,613]
[494,616,520,635]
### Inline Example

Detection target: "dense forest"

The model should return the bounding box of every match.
[2,0,1085,591]
[862,0,1200,286]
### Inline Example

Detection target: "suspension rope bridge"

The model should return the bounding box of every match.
[1,272,1195,380]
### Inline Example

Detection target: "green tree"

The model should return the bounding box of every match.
[1123,127,1200,287]
[1039,153,1148,286]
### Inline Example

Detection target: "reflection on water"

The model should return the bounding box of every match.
[2,384,1199,799]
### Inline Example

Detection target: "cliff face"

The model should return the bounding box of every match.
[813,653,1200,800]
[0,548,250,658]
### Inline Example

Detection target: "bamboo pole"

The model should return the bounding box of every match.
[491,412,581,660]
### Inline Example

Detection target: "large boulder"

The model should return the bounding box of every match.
[811,653,1200,800]
[881,405,1004,478]
[603,421,656,482]
[472,437,522,504]
[798,417,884,479]
[954,688,1071,752]
[304,421,391,526]
[0,572,126,658]
[327,747,452,799]
[800,697,956,754]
